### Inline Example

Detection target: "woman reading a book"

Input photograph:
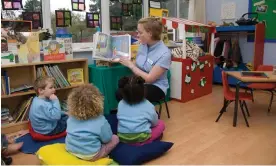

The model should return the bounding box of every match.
[116,17,171,103]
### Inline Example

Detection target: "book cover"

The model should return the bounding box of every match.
[56,34,73,60]
[43,40,65,61]
[67,68,84,85]
[1,52,15,65]
[92,32,131,61]
[18,32,41,63]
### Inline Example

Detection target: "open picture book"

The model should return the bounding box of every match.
[92,32,131,62]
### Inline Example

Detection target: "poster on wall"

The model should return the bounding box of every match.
[249,0,276,42]
[221,2,236,20]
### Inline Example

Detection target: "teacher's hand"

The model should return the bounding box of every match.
[119,57,135,69]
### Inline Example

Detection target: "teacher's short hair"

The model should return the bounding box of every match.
[138,17,162,41]
[118,75,145,105]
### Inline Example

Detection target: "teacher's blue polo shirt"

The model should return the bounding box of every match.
[135,41,171,94]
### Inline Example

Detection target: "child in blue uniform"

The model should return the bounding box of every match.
[65,84,119,161]
[29,76,67,135]
[117,75,165,145]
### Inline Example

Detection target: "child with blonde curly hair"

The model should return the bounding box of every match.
[65,84,119,161]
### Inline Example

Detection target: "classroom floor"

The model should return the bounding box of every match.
[10,85,276,165]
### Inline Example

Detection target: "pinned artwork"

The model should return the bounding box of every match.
[256,5,268,13]
[71,0,85,11]
[2,0,22,10]
[86,13,100,28]
[55,10,72,27]
[122,3,133,16]
[221,2,236,20]
[110,16,122,30]
[22,12,42,29]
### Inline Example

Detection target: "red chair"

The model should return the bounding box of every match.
[246,65,276,113]
[216,71,253,127]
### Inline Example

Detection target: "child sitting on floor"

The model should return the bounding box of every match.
[117,75,165,145]
[1,134,23,165]
[65,84,119,161]
[29,76,68,135]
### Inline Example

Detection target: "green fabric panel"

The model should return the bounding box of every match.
[118,132,151,143]
[88,64,171,115]
[88,64,132,115]
[250,0,276,40]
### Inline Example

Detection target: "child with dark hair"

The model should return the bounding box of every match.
[117,75,165,145]
[66,84,119,161]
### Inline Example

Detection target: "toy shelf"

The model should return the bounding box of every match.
[213,24,265,86]
[216,25,256,32]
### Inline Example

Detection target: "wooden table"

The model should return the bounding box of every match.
[226,71,276,127]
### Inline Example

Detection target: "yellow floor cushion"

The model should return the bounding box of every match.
[36,143,114,165]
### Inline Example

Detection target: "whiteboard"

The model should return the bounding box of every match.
[221,2,236,20]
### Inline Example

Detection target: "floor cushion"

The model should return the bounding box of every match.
[110,141,173,165]
[36,143,115,165]
[28,121,67,141]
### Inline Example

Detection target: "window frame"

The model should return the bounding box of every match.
[41,0,194,45]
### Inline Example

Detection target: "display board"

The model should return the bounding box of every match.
[249,0,276,42]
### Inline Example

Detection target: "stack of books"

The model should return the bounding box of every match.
[1,108,13,126]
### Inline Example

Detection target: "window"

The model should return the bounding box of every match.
[50,0,100,42]
[179,0,189,19]
[161,0,177,17]
[109,0,142,32]
[1,0,42,27]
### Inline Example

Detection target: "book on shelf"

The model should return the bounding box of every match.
[1,107,13,126]
[56,34,73,60]
[43,40,66,61]
[18,32,41,63]
[1,70,11,95]
[36,65,71,88]
[1,52,15,65]
[67,68,84,85]
[92,32,131,62]
[6,96,34,124]
[10,85,33,94]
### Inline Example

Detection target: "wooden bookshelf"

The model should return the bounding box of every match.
[1,58,89,134]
